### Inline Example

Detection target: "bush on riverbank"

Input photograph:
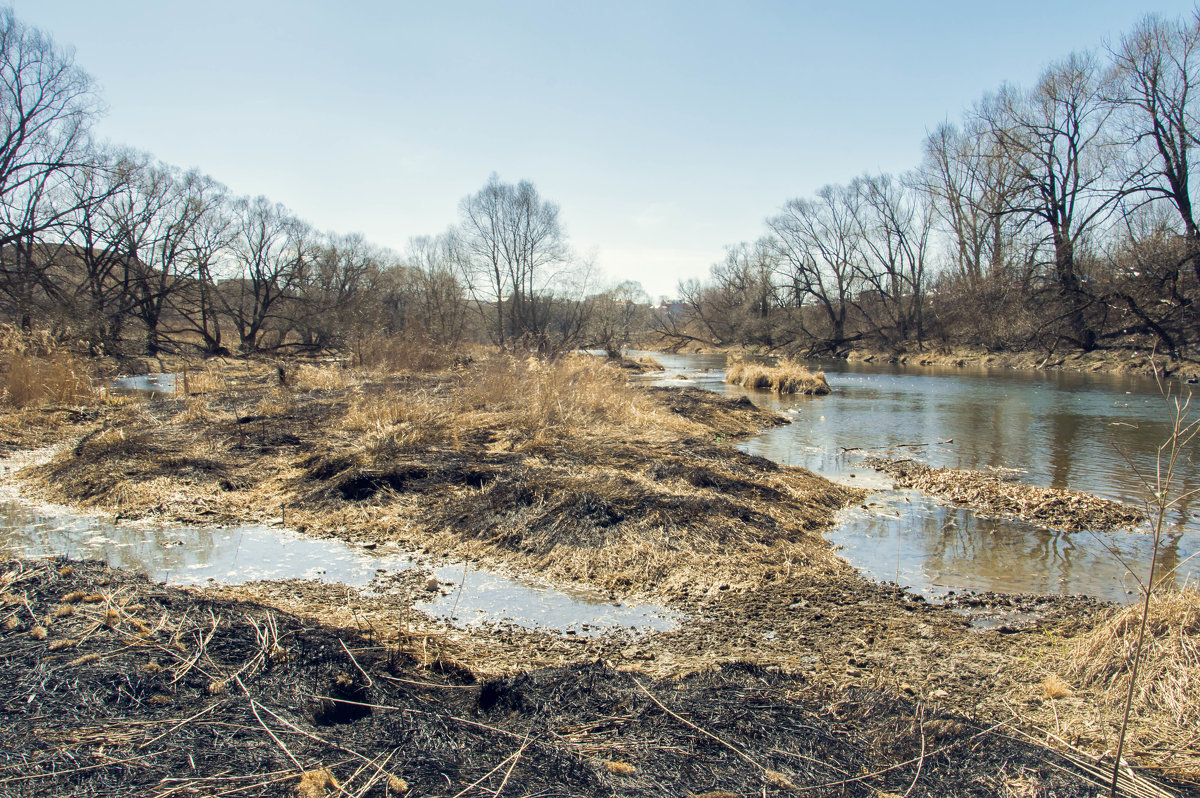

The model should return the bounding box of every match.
[725,357,830,395]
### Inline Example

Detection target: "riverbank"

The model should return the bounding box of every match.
[0,353,1197,790]
[845,346,1200,382]
[0,556,1172,797]
[642,332,1200,381]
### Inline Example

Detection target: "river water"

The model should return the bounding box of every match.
[644,352,1200,604]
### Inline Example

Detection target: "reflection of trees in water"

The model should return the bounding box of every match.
[875,501,1196,600]
[0,501,224,579]
[1046,411,1081,489]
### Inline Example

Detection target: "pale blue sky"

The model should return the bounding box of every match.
[12,1,1199,298]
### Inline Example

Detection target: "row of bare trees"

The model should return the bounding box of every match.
[671,12,1200,359]
[0,9,642,357]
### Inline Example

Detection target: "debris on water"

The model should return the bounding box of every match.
[865,456,1143,532]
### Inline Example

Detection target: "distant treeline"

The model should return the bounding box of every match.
[0,10,652,359]
[664,11,1200,359]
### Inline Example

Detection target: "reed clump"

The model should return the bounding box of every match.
[724,356,830,395]
[0,325,96,408]
[353,334,467,374]
[1060,588,1200,776]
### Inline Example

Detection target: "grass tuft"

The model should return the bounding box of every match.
[725,356,830,395]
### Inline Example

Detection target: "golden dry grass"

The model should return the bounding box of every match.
[179,367,230,396]
[1,352,96,407]
[1041,674,1073,699]
[725,356,831,395]
[1065,589,1199,725]
[353,335,466,373]
[0,325,98,408]
[1018,588,1200,778]
[291,362,357,392]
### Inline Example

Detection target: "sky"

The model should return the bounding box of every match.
[11,0,1200,300]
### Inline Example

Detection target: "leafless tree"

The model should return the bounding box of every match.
[921,120,1022,288]
[983,52,1121,350]
[402,232,468,347]
[849,173,933,346]
[455,174,576,351]
[766,185,863,353]
[589,280,650,356]
[221,196,313,351]
[1111,12,1200,277]
[0,8,98,327]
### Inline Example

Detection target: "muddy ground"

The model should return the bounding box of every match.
[0,558,1153,797]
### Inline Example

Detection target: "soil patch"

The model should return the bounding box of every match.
[0,558,1131,797]
[866,456,1144,532]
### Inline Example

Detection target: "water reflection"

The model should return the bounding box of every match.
[111,373,177,396]
[0,495,674,635]
[642,351,1200,602]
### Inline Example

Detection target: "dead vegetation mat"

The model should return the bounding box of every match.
[0,558,1122,797]
[17,358,859,598]
[866,456,1144,532]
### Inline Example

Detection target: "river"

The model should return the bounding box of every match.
[645,352,1200,604]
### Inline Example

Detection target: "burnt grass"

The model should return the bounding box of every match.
[0,559,1110,797]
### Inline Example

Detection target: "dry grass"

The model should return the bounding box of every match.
[455,355,687,446]
[1018,588,1200,778]
[1065,588,1199,725]
[1041,674,1073,699]
[353,335,466,373]
[2,352,96,407]
[725,356,830,395]
[0,325,98,408]
[179,367,230,396]
[291,362,357,392]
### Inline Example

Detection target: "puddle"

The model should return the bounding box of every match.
[819,492,1183,605]
[417,564,673,634]
[0,452,674,636]
[112,373,177,396]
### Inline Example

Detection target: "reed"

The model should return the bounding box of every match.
[724,356,830,395]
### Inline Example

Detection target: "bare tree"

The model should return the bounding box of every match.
[1111,11,1200,281]
[849,172,933,346]
[129,167,230,354]
[984,52,1121,350]
[288,232,386,350]
[221,196,313,351]
[0,8,98,327]
[404,232,468,347]
[921,120,1022,288]
[54,149,144,350]
[590,280,650,356]
[766,185,863,354]
[455,174,575,351]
